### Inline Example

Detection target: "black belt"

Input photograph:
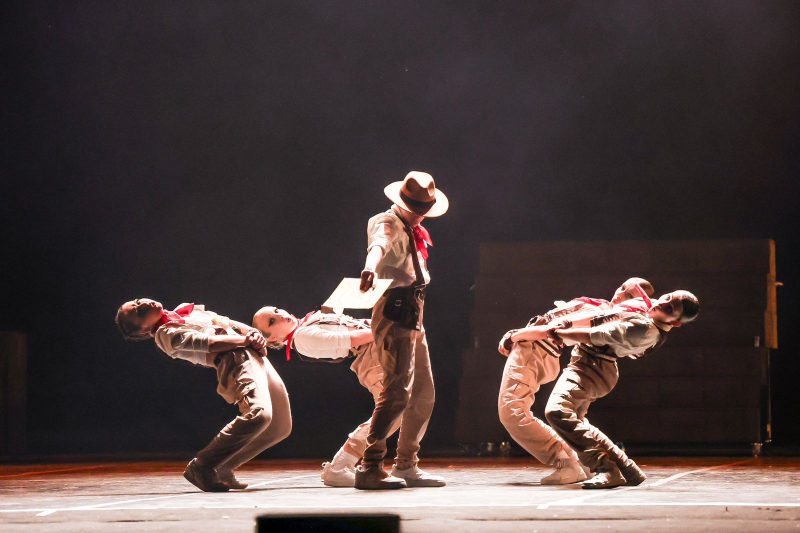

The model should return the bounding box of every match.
[381,285,427,298]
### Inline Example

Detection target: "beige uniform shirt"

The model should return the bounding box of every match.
[291,312,377,385]
[293,312,358,360]
[367,206,431,289]
[153,304,250,367]
[563,311,665,360]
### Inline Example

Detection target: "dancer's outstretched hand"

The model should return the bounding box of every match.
[360,269,375,292]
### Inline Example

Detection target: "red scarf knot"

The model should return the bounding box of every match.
[575,297,608,307]
[152,303,195,333]
[284,311,315,362]
[412,224,433,260]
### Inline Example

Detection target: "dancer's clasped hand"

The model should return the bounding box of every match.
[498,329,519,356]
[245,330,268,355]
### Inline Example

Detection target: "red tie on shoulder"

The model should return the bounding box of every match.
[284,312,315,362]
[575,297,608,307]
[619,286,653,314]
[151,303,195,333]
[635,285,653,309]
[412,225,433,260]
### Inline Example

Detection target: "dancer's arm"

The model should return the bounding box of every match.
[501,312,597,352]
[349,329,374,348]
[208,330,268,355]
[230,319,258,335]
[361,216,394,291]
[547,327,591,346]
[510,325,550,342]
[497,329,519,356]
[156,326,267,364]
[549,317,659,354]
[360,246,384,291]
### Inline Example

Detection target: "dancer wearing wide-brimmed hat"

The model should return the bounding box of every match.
[355,171,448,490]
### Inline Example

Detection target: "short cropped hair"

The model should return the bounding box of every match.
[115,305,149,341]
[678,292,700,323]
[252,309,289,351]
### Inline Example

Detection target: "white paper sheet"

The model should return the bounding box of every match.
[322,278,392,310]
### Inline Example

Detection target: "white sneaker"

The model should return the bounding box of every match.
[540,459,590,485]
[390,464,446,487]
[321,461,356,487]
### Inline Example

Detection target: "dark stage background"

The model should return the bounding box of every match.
[2,1,799,457]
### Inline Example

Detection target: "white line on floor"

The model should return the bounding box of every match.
[646,459,751,487]
[30,473,317,517]
[536,460,752,510]
[246,473,318,489]
[35,495,188,517]
[535,482,641,509]
[2,500,799,515]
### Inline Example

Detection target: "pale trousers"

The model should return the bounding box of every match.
[195,350,292,472]
[362,294,435,469]
[498,341,577,466]
[340,342,402,458]
[545,350,632,473]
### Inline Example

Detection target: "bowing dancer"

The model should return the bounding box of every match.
[115,299,291,492]
[253,306,398,487]
[537,289,700,489]
[497,278,654,485]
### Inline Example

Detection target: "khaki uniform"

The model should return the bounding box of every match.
[545,312,665,473]
[498,297,615,466]
[498,340,572,465]
[154,305,291,470]
[291,312,405,459]
[362,207,436,469]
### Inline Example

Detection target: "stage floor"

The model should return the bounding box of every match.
[1,457,798,532]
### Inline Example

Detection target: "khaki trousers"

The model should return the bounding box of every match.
[195,350,292,471]
[362,294,435,469]
[341,342,402,458]
[545,350,631,473]
[498,341,576,466]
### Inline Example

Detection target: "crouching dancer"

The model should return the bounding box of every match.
[497,278,654,485]
[115,299,292,492]
[253,305,404,487]
[537,290,699,489]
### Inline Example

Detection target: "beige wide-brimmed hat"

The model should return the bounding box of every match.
[384,171,449,218]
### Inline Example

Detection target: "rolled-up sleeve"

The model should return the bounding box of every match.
[154,325,211,366]
[294,325,352,359]
[367,214,398,253]
[588,316,660,356]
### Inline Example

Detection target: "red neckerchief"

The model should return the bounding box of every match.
[619,285,653,314]
[284,311,315,362]
[151,303,195,333]
[575,297,608,307]
[412,224,433,260]
[635,284,653,309]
